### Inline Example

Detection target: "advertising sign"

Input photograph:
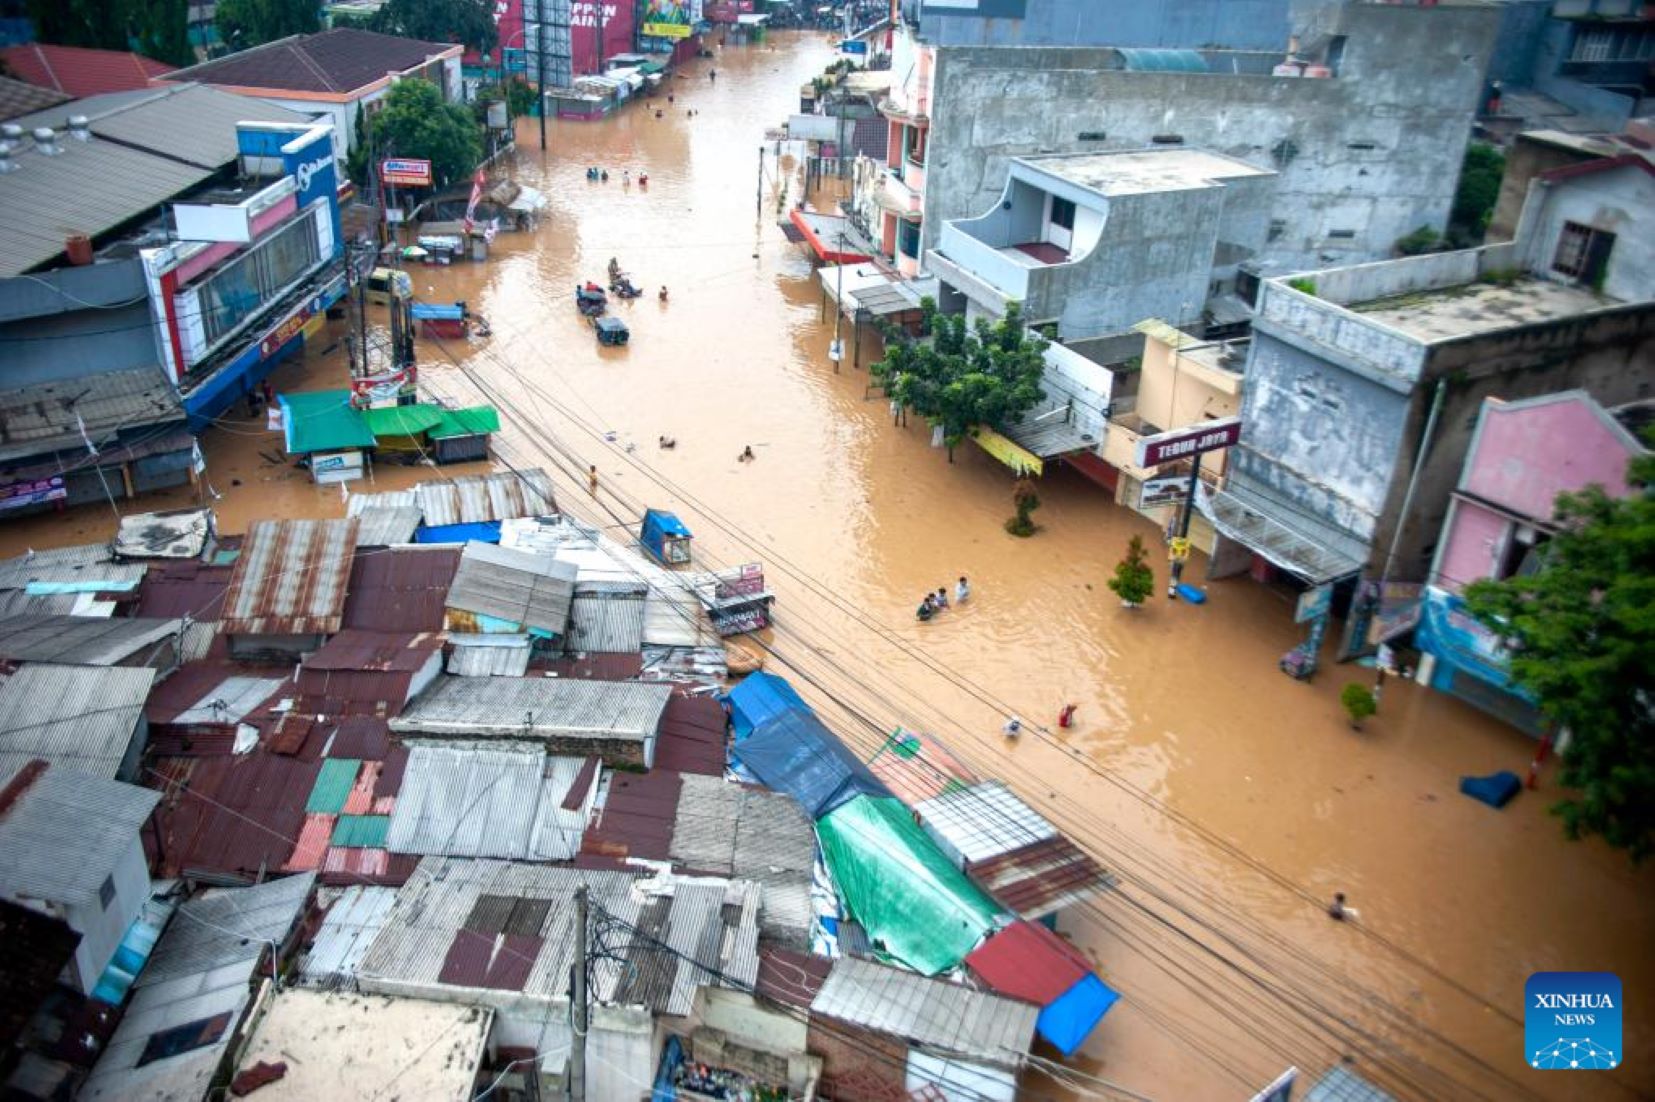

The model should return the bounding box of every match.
[311,450,365,485]
[1295,582,1333,624]
[259,295,321,358]
[352,366,417,405]
[0,475,67,511]
[381,158,433,187]
[1367,582,1424,645]
[642,0,694,37]
[1135,417,1242,469]
[1139,475,1187,508]
[714,563,766,600]
[711,604,770,636]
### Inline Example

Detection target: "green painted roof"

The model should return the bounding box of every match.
[331,813,390,848]
[305,758,362,814]
[363,403,446,437]
[430,406,501,439]
[282,390,376,454]
[639,61,665,74]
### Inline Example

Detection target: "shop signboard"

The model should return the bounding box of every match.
[1135,417,1242,468]
[714,563,766,600]
[642,0,694,37]
[1367,582,1424,645]
[311,450,365,485]
[381,158,433,187]
[711,603,770,636]
[1294,583,1333,624]
[1139,475,1186,508]
[0,475,66,511]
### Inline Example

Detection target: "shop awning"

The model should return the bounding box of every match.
[281,390,375,454]
[363,403,445,437]
[430,406,501,439]
[1195,480,1366,585]
[789,208,874,264]
[1002,408,1098,459]
[973,428,1043,477]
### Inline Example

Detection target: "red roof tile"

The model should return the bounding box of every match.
[964,920,1090,1007]
[0,74,71,122]
[0,44,173,98]
[654,694,727,777]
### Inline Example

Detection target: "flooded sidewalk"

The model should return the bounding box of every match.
[2,30,1649,1102]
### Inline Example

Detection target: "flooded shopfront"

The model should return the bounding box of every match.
[2,31,1649,1102]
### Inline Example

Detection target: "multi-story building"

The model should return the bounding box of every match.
[0,86,345,513]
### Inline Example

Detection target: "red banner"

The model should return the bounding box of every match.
[462,169,486,234]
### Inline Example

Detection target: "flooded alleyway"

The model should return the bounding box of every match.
[4,31,1650,1102]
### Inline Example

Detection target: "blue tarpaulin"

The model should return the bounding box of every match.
[414,521,502,544]
[732,707,889,820]
[723,671,811,740]
[640,508,693,565]
[411,302,465,320]
[1038,973,1120,1056]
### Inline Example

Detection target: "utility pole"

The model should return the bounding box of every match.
[1166,451,1204,598]
[570,885,588,1102]
[756,145,764,219]
[536,0,547,151]
[831,230,845,373]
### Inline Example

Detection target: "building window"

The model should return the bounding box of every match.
[1571,27,1655,63]
[1049,197,1076,232]
[192,205,326,349]
[1552,221,1614,286]
[98,875,115,910]
[898,219,921,259]
[906,126,927,166]
[1497,527,1547,581]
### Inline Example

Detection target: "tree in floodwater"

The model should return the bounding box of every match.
[1341,683,1377,731]
[871,298,1047,462]
[1108,535,1154,607]
[367,78,482,188]
[1463,442,1655,861]
[1005,476,1041,537]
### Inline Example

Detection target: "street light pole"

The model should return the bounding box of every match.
[536,0,547,151]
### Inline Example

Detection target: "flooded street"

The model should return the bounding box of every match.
[5,31,1651,1102]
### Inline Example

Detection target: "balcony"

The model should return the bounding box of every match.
[928,221,1031,305]
[881,170,922,216]
[902,156,926,195]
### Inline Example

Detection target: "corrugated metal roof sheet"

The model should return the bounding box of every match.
[445,542,576,637]
[341,547,459,634]
[298,885,397,984]
[671,774,814,945]
[0,365,184,463]
[0,761,158,906]
[352,506,423,547]
[536,651,645,681]
[810,956,1039,1067]
[967,836,1111,921]
[0,545,141,591]
[416,470,556,528]
[132,559,232,621]
[222,519,360,637]
[74,84,309,168]
[113,508,214,560]
[152,751,323,879]
[447,635,533,677]
[580,769,681,861]
[386,746,599,861]
[0,663,154,779]
[566,590,645,654]
[148,669,286,727]
[332,813,390,848]
[307,759,362,813]
[357,857,759,1017]
[964,920,1092,1007]
[654,694,727,777]
[755,947,831,1010]
[0,613,180,666]
[347,489,419,515]
[81,873,315,1102]
[915,781,1058,864]
[303,630,443,672]
[391,676,671,751]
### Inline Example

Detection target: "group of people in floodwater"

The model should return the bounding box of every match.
[916,577,970,621]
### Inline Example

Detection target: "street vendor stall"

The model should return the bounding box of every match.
[279,390,375,485]
[411,302,468,339]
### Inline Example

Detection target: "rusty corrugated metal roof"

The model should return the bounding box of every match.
[415,470,556,528]
[127,558,233,620]
[222,519,359,637]
[755,947,831,1010]
[654,694,727,777]
[580,769,681,861]
[303,630,444,671]
[151,751,322,880]
[341,548,459,633]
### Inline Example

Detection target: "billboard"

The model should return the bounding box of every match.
[1135,417,1241,468]
[642,0,694,38]
[381,158,432,186]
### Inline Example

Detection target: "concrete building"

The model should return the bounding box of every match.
[921,2,1500,288]
[0,87,345,505]
[1477,0,1652,137]
[1101,320,1247,551]
[1509,154,1655,303]
[160,28,463,162]
[1198,236,1654,656]
[925,147,1274,340]
[1486,121,1654,242]
[904,0,1295,51]
[0,761,160,995]
[1417,390,1647,732]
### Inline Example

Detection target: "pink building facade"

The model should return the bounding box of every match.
[1416,390,1644,734]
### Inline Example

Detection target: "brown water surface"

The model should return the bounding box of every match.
[5,32,1650,1102]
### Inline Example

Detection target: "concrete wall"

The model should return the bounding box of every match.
[924,4,1498,270]
[1484,0,1551,85]
[0,260,163,388]
[1232,328,1412,547]
[1488,136,1599,243]
[1531,19,1639,131]
[1461,395,1638,519]
[1434,498,1510,592]
[65,833,151,994]
[1514,165,1655,303]
[919,0,1295,50]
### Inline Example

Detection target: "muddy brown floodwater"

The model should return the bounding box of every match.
[5,31,1650,1102]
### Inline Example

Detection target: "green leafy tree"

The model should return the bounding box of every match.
[1005,477,1041,537]
[216,0,318,48]
[345,103,370,186]
[370,0,495,54]
[1340,683,1377,730]
[28,0,192,66]
[1463,446,1655,860]
[1448,142,1505,246]
[368,77,482,188]
[1108,535,1154,607]
[871,298,1047,463]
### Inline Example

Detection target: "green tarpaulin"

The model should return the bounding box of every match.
[282,390,375,454]
[363,403,446,437]
[816,795,1001,975]
[431,406,501,439]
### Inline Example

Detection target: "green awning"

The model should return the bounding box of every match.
[331,814,391,848]
[282,390,376,454]
[816,794,1002,974]
[363,403,446,437]
[430,406,501,439]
